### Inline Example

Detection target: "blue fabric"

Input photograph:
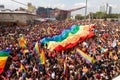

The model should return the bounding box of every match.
[40,25,80,44]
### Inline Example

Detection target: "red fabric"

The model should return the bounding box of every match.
[0,68,4,74]
[54,32,95,51]
[87,32,95,38]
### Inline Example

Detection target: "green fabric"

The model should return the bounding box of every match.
[0,52,10,56]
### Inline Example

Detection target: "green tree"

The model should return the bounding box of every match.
[75,14,84,20]
[91,12,120,19]
[95,12,106,19]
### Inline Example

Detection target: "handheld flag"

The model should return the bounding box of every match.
[40,49,46,64]
[18,36,27,48]
[76,48,95,64]
[0,49,10,74]
[20,63,26,72]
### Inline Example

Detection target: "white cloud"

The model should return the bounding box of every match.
[0,0,29,10]
[38,3,66,9]
[73,3,86,8]
[53,4,66,9]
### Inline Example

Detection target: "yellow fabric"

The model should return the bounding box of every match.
[40,50,46,64]
[23,49,29,54]
[109,52,113,56]
[19,36,27,48]
[20,64,26,72]
[0,56,8,60]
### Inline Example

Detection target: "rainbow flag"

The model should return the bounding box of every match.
[18,36,27,48]
[63,62,67,74]
[76,48,95,64]
[34,42,46,64]
[41,25,95,51]
[20,63,26,72]
[63,57,68,75]
[40,49,46,64]
[0,49,10,74]
[34,42,41,54]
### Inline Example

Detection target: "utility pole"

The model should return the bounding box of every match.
[84,0,87,21]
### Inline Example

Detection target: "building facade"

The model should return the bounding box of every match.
[0,5,4,10]
[99,3,112,14]
[0,11,38,26]
[108,6,112,14]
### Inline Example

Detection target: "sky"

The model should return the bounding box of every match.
[0,0,120,16]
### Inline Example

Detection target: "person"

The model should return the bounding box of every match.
[0,20,120,80]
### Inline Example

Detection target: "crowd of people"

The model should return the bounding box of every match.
[0,20,120,80]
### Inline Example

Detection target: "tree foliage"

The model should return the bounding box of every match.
[86,12,120,19]
[75,15,84,20]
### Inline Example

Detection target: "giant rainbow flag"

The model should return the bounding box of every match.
[0,49,10,74]
[76,48,95,64]
[41,25,95,51]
